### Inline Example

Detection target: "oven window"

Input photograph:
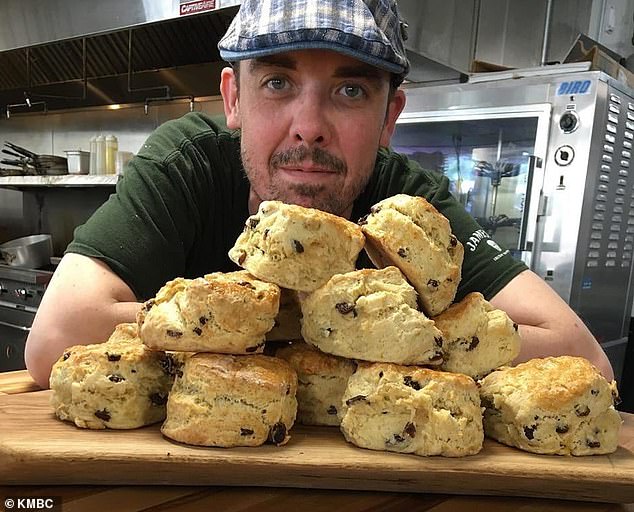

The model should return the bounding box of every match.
[391,116,539,254]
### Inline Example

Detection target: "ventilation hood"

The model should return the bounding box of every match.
[0,0,465,116]
[0,0,239,115]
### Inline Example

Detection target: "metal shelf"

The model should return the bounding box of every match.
[0,175,118,188]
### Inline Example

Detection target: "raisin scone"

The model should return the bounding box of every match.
[138,271,280,354]
[49,337,174,429]
[229,201,365,292]
[360,194,463,316]
[161,353,298,447]
[479,356,622,455]
[300,267,443,365]
[266,288,303,342]
[433,292,521,379]
[340,362,483,457]
[106,322,139,343]
[275,341,357,426]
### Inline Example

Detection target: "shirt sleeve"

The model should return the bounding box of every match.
[65,113,244,300]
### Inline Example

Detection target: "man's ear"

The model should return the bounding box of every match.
[379,89,406,148]
[220,66,241,129]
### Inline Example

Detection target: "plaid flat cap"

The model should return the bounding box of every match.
[218,0,410,78]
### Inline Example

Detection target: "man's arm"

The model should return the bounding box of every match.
[489,269,614,380]
[24,253,141,389]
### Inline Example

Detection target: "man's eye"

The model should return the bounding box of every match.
[339,85,364,98]
[266,78,287,90]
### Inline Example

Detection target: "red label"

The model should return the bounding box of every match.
[180,0,216,15]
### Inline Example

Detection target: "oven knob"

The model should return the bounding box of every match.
[15,288,33,300]
[559,111,579,133]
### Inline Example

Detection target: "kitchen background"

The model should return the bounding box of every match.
[1,0,633,405]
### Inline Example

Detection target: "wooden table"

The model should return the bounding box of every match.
[1,370,632,512]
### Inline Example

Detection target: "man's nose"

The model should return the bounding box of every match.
[291,93,332,146]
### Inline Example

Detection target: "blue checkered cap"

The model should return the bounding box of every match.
[218,0,410,79]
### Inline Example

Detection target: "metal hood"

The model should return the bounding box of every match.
[0,0,469,116]
[0,0,239,115]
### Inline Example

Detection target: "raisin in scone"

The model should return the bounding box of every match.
[300,267,443,365]
[275,341,357,426]
[49,337,173,429]
[340,362,483,457]
[266,288,303,341]
[161,353,298,447]
[360,194,463,316]
[229,201,365,292]
[433,292,521,379]
[138,271,280,354]
[479,356,622,455]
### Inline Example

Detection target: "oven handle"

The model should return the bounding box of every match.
[518,154,543,251]
[0,319,31,332]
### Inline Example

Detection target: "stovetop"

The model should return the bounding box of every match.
[0,262,55,311]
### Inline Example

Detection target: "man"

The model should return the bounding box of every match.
[25,0,613,388]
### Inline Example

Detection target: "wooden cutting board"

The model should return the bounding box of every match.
[1,391,633,503]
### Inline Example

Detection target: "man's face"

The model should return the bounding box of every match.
[220,49,406,217]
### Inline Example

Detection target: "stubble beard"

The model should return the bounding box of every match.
[241,145,372,217]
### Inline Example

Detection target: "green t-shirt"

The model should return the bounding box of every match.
[67,111,527,301]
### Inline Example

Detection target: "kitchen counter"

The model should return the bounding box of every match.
[0,369,632,512]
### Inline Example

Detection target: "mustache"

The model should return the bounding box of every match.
[270,146,346,174]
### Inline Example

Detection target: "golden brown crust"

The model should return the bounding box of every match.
[106,322,140,343]
[478,356,621,455]
[229,201,365,292]
[483,356,605,410]
[138,271,280,353]
[185,353,297,396]
[161,353,298,447]
[275,341,356,376]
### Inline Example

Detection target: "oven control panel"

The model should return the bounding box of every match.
[0,278,48,312]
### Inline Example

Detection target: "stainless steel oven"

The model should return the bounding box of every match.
[0,263,52,372]
[393,63,634,385]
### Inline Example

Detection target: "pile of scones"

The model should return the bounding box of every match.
[50,194,622,457]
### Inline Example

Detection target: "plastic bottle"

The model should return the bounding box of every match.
[89,136,97,175]
[105,134,118,175]
[94,135,106,175]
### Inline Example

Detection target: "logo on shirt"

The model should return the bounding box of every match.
[466,229,490,252]
[466,229,509,261]
[486,239,502,252]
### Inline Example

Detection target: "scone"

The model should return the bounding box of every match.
[433,292,521,379]
[340,362,483,457]
[479,356,622,455]
[49,336,174,429]
[266,288,303,341]
[106,322,139,343]
[359,194,463,316]
[138,270,280,353]
[229,201,365,292]
[275,341,357,426]
[300,267,444,365]
[161,353,298,447]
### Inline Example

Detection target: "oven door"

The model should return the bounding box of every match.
[392,104,551,269]
[0,305,33,372]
